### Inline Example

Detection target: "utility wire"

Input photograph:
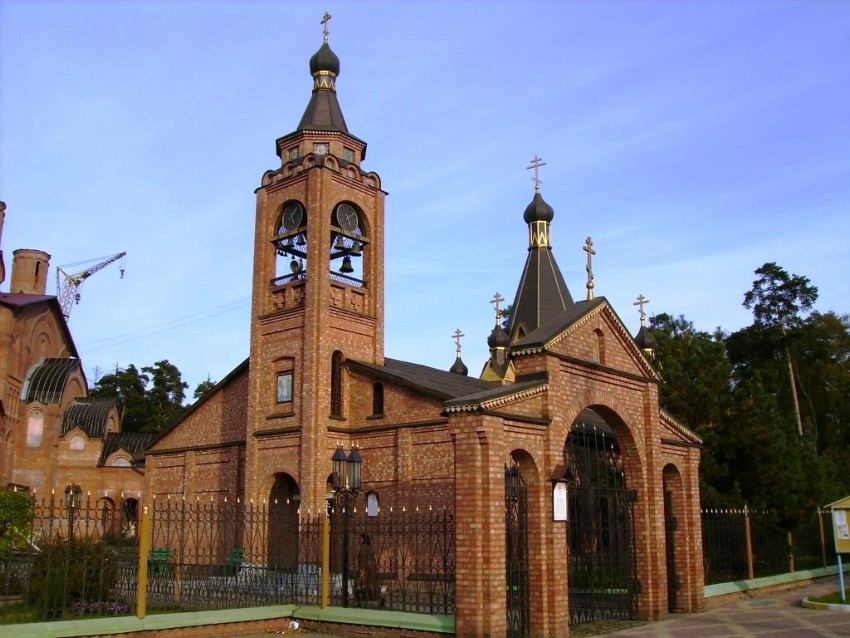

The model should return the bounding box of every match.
[79,297,250,352]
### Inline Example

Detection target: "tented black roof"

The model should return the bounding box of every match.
[62,398,116,437]
[21,357,81,404]
[98,431,156,467]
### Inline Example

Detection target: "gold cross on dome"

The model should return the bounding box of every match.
[583,236,596,300]
[526,155,547,193]
[452,328,465,354]
[321,12,332,42]
[634,294,650,326]
[490,292,505,325]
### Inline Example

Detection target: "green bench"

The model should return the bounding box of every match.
[225,547,244,576]
[148,546,173,576]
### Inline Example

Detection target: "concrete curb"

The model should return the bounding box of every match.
[801,597,850,612]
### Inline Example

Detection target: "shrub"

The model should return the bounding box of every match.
[27,538,119,618]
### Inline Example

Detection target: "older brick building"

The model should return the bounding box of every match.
[0,202,151,536]
[145,28,704,637]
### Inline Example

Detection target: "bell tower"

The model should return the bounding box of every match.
[246,17,385,510]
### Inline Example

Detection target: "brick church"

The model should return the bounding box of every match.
[144,23,705,636]
[0,202,152,535]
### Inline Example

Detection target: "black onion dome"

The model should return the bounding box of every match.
[634,325,657,351]
[487,324,510,349]
[449,356,469,376]
[523,192,555,224]
[309,42,340,77]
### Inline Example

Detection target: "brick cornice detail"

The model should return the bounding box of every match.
[660,409,703,445]
[147,440,245,456]
[445,384,547,413]
[329,418,449,435]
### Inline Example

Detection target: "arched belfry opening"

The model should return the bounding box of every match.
[273,200,308,284]
[268,473,301,569]
[330,201,368,285]
[564,408,638,626]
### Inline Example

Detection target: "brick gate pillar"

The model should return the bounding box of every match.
[452,414,507,638]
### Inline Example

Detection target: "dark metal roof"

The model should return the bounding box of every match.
[309,42,340,76]
[449,356,468,376]
[348,357,495,401]
[21,357,82,404]
[523,192,555,224]
[98,431,156,466]
[634,325,657,350]
[62,398,116,437]
[443,377,547,409]
[297,88,349,133]
[506,245,574,340]
[512,298,606,350]
[0,292,55,307]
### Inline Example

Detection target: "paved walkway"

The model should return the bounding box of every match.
[597,575,850,637]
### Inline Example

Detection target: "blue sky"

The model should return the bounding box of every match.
[1,1,848,395]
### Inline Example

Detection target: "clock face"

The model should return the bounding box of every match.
[282,202,304,231]
[336,203,359,232]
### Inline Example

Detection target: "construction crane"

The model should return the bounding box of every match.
[56,252,126,320]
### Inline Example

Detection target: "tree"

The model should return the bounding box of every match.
[89,360,188,434]
[743,262,818,435]
[194,376,218,400]
[141,360,188,433]
[89,364,151,433]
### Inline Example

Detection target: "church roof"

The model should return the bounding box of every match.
[506,191,574,339]
[512,298,606,351]
[297,40,349,133]
[348,357,495,401]
[62,398,115,437]
[443,376,548,412]
[98,431,156,466]
[21,357,82,404]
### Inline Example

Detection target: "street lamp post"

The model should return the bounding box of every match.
[331,446,362,607]
[65,484,82,541]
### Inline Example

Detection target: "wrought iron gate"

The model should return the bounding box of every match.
[565,419,638,626]
[664,490,679,611]
[505,463,530,638]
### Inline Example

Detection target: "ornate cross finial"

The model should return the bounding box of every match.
[321,12,332,42]
[526,155,547,193]
[490,292,505,325]
[452,329,465,355]
[583,237,596,300]
[634,294,650,326]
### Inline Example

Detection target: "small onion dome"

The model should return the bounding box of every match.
[449,355,469,376]
[634,325,657,351]
[487,324,510,349]
[309,42,340,77]
[523,192,555,224]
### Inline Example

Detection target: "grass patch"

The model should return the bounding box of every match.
[809,590,850,605]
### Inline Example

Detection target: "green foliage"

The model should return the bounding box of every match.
[27,538,119,619]
[193,376,218,400]
[743,262,818,330]
[650,262,849,525]
[90,360,188,433]
[0,490,35,556]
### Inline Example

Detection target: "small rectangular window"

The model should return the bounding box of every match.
[288,146,299,161]
[276,372,293,403]
[343,147,354,162]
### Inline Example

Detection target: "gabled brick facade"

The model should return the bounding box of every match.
[144,31,704,637]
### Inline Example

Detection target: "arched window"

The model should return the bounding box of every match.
[372,383,384,416]
[593,329,605,364]
[26,410,44,447]
[330,351,343,417]
[70,435,85,450]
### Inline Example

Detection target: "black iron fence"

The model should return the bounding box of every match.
[0,493,138,624]
[702,507,836,585]
[0,493,454,624]
[2,493,842,625]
